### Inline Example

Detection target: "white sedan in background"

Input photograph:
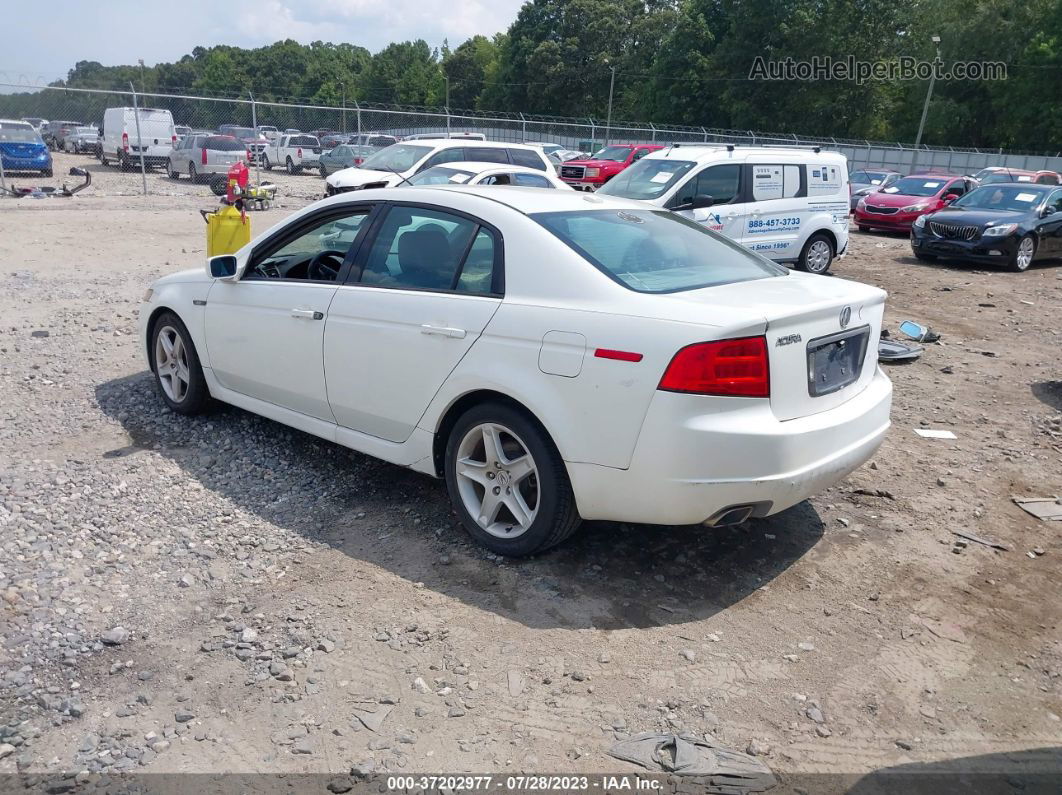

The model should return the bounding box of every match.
[405,162,572,190]
[139,187,892,556]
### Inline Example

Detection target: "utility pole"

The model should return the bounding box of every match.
[445,75,451,138]
[604,64,616,149]
[340,82,346,134]
[911,34,941,174]
[138,59,145,90]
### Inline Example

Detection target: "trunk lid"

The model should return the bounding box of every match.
[658,272,885,421]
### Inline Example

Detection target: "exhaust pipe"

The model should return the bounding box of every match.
[703,504,756,528]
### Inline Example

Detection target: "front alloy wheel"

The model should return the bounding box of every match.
[1010,235,1035,272]
[151,312,208,415]
[445,402,581,556]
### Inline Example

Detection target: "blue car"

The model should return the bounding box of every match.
[1,119,53,177]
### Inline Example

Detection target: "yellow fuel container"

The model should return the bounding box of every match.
[203,205,251,257]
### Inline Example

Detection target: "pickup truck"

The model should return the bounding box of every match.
[558,143,664,190]
[263,134,322,174]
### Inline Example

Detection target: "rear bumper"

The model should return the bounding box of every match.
[568,368,892,525]
[0,155,51,171]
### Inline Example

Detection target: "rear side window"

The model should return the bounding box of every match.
[513,173,553,188]
[508,148,548,171]
[205,136,245,151]
[533,209,785,293]
[466,147,509,164]
[751,164,803,200]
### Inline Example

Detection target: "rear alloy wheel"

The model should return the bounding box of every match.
[1009,234,1036,272]
[797,233,835,274]
[151,312,208,415]
[445,402,580,557]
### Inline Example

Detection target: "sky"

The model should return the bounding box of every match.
[0,0,527,87]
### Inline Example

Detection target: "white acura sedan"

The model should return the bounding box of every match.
[139,187,892,556]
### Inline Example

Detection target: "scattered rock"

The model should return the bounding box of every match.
[101,627,130,646]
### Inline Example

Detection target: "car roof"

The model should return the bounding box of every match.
[643,145,844,163]
[423,161,552,175]
[321,184,646,215]
[0,118,34,127]
[907,173,962,179]
[412,139,539,151]
[980,181,1050,189]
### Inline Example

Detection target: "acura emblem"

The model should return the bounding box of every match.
[839,306,852,329]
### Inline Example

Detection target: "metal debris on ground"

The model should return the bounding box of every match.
[1012,496,1062,521]
[878,338,923,362]
[951,531,1010,551]
[607,732,776,792]
[914,429,957,440]
[899,320,941,343]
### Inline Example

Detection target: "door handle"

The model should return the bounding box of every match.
[291,308,323,320]
[420,324,467,339]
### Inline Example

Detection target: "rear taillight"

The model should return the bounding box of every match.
[658,336,770,398]
[201,148,208,165]
[121,132,128,151]
[297,148,303,158]
[172,135,177,145]
[354,158,363,165]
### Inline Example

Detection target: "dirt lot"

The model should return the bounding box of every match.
[1,151,1060,788]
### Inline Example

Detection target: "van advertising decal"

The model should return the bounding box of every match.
[808,165,842,197]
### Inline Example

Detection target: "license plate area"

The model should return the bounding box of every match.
[807,326,870,397]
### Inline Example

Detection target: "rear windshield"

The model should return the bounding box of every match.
[980,173,1032,184]
[598,159,696,200]
[533,209,785,293]
[0,125,42,143]
[408,166,476,186]
[953,185,1047,211]
[850,170,889,184]
[223,127,256,138]
[205,136,245,151]
[881,177,950,197]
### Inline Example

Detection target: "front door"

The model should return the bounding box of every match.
[1039,189,1062,255]
[670,163,747,243]
[324,204,502,442]
[204,206,374,421]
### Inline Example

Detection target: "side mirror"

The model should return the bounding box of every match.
[1042,205,1057,218]
[943,193,959,203]
[208,255,238,280]
[673,194,715,211]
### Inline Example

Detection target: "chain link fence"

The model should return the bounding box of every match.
[4,83,1062,193]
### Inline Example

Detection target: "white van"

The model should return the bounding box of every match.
[100,107,176,170]
[598,145,850,274]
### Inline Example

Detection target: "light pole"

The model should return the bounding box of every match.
[604,64,616,149]
[445,75,451,137]
[340,81,346,134]
[911,34,941,174]
[138,59,145,90]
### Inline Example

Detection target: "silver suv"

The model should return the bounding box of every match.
[167,134,247,182]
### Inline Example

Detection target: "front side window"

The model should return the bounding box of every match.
[1045,189,1062,213]
[671,164,742,207]
[479,173,512,185]
[420,147,468,170]
[248,209,372,282]
[533,209,785,293]
[359,207,497,294]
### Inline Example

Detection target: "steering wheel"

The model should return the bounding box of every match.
[308,249,346,281]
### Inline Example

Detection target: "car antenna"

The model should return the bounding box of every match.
[384,166,415,187]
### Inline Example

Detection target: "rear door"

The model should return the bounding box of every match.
[324,203,503,442]
[669,162,748,243]
[1040,189,1062,255]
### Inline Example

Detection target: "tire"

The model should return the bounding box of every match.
[797,232,835,274]
[286,157,296,175]
[167,160,180,179]
[914,253,937,262]
[444,402,581,557]
[1009,234,1036,272]
[857,225,870,233]
[41,168,53,178]
[320,165,328,178]
[149,312,209,415]
[101,150,110,167]
[262,155,272,171]
[188,163,198,184]
[119,151,130,171]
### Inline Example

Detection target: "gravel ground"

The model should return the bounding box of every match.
[1,151,1060,787]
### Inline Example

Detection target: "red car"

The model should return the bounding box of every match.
[558,143,664,190]
[853,174,977,232]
